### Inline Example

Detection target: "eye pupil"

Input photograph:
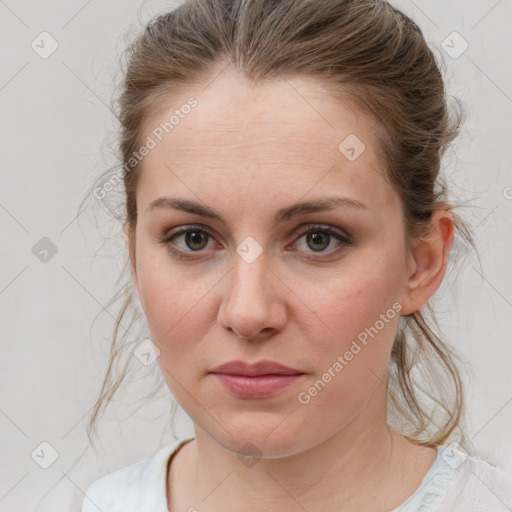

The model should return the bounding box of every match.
[186,231,208,250]
[307,232,329,252]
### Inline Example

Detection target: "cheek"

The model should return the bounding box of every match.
[294,253,404,390]
[137,265,213,401]
[135,249,217,360]
[139,272,209,338]
[305,256,403,346]
[294,277,401,423]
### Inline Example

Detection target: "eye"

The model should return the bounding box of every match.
[159,223,352,260]
[292,224,352,259]
[159,225,216,259]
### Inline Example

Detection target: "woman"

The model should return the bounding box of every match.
[82,0,512,510]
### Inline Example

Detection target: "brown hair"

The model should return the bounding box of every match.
[81,0,478,450]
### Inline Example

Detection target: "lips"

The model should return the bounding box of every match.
[210,359,303,377]
[210,360,306,398]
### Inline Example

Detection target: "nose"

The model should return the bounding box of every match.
[217,249,287,342]
[232,328,250,340]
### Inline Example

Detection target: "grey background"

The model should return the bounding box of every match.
[1,0,511,510]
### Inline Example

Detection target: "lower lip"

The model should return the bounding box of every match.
[211,373,305,399]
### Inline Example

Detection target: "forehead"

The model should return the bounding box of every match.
[136,70,398,217]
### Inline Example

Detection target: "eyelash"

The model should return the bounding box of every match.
[159,224,353,261]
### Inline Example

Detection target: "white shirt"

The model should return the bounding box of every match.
[82,437,512,512]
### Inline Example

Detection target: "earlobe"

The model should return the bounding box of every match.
[400,208,454,316]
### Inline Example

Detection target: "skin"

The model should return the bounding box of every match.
[125,68,454,511]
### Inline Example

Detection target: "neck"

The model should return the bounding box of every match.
[175,388,427,512]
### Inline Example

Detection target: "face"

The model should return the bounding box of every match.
[129,69,417,458]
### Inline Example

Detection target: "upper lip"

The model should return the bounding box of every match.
[210,359,303,376]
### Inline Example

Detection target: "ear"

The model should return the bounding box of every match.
[400,206,454,316]
[123,221,146,315]
[123,221,138,287]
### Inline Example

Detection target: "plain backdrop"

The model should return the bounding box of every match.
[1,0,511,510]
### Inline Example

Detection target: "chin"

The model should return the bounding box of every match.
[208,422,311,460]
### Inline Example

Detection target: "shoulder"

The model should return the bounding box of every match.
[81,456,153,512]
[437,446,512,512]
[82,437,194,512]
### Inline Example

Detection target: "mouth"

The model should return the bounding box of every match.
[209,359,305,399]
[211,373,305,399]
[210,359,303,376]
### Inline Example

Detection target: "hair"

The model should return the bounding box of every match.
[80,0,480,451]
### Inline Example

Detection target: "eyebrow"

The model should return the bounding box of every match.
[146,195,368,226]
